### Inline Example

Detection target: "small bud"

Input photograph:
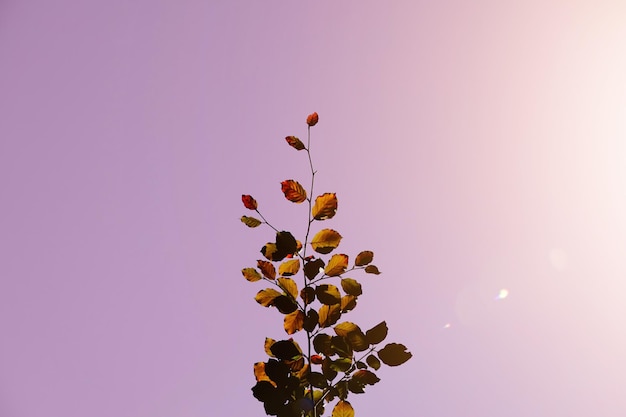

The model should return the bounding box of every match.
[306,112,319,127]
[311,355,324,364]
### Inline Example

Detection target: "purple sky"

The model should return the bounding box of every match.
[2,1,626,416]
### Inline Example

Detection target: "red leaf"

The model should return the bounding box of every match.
[285,136,306,150]
[242,195,258,210]
[306,112,319,127]
[281,180,307,203]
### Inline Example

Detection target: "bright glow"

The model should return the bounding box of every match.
[495,289,509,300]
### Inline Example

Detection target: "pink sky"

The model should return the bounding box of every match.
[2,1,626,416]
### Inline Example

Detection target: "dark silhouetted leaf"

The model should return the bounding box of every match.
[324,254,348,276]
[311,229,342,254]
[300,287,315,305]
[270,340,301,360]
[312,193,338,220]
[364,265,380,275]
[331,336,352,358]
[276,231,298,257]
[254,362,275,385]
[241,215,262,228]
[261,243,279,261]
[322,356,338,381]
[365,321,388,345]
[273,295,298,314]
[242,194,258,210]
[352,369,380,385]
[354,250,373,266]
[378,343,412,366]
[340,278,362,296]
[355,361,367,369]
[242,267,262,282]
[303,309,319,332]
[304,258,325,280]
[306,112,319,127]
[285,135,305,150]
[265,358,291,386]
[333,322,359,337]
[313,334,333,355]
[308,372,328,388]
[278,259,300,277]
[255,288,282,307]
[330,357,352,372]
[277,277,298,300]
[315,284,341,305]
[257,260,276,280]
[251,380,275,402]
[284,310,304,334]
[346,331,369,352]
[281,180,307,203]
[366,354,381,370]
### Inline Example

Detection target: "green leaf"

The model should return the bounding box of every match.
[316,284,341,305]
[312,193,338,220]
[311,229,342,254]
[365,321,388,345]
[378,343,412,366]
[340,278,362,296]
[242,267,262,282]
[364,265,381,275]
[354,250,373,266]
[330,357,352,372]
[366,354,381,370]
[241,215,262,228]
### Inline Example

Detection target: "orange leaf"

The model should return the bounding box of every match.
[241,195,257,210]
[325,254,348,276]
[281,180,307,203]
[311,229,342,254]
[284,310,305,334]
[285,136,306,150]
[312,193,338,220]
[307,112,319,127]
[257,260,276,280]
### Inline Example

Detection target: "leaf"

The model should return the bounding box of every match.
[325,254,348,276]
[276,231,298,257]
[340,295,357,312]
[303,309,319,332]
[281,179,307,203]
[354,250,373,266]
[270,340,302,360]
[255,288,282,307]
[306,112,319,127]
[241,215,262,228]
[241,194,258,210]
[308,372,329,389]
[330,357,352,372]
[257,260,276,280]
[351,369,380,386]
[322,356,338,381]
[273,295,298,314]
[242,267,262,282]
[313,334,333,355]
[378,343,412,366]
[284,310,305,334]
[260,243,279,261]
[300,287,315,304]
[331,336,352,358]
[304,258,325,280]
[365,321,388,345]
[364,265,381,275]
[278,259,300,277]
[264,337,276,357]
[333,322,360,337]
[318,304,341,328]
[277,277,298,300]
[331,400,353,417]
[366,354,381,370]
[254,362,275,385]
[340,278,362,296]
[315,284,341,305]
[355,361,367,369]
[346,331,369,352]
[311,229,342,254]
[312,193,338,220]
[285,135,305,150]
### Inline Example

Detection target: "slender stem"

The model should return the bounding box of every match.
[255,209,279,232]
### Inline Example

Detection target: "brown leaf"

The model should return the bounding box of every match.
[311,229,342,254]
[277,277,298,300]
[254,288,282,307]
[278,259,300,277]
[241,194,257,210]
[257,260,276,280]
[285,135,306,150]
[240,215,262,228]
[354,250,373,266]
[281,179,307,203]
[307,112,319,127]
[241,268,261,282]
[318,304,341,328]
[365,265,381,275]
[325,254,348,276]
[312,193,338,220]
[284,310,305,334]
[340,278,362,296]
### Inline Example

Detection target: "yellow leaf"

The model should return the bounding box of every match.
[264,337,276,357]
[334,322,360,337]
[325,254,348,276]
[257,260,276,280]
[332,400,354,417]
[354,250,373,266]
[311,229,342,254]
[312,193,338,220]
[253,362,276,386]
[255,288,282,307]
[277,277,299,300]
[281,179,307,203]
[278,259,300,277]
[240,215,262,228]
[340,295,357,312]
[318,304,341,328]
[261,243,279,261]
[242,268,262,282]
[284,310,304,334]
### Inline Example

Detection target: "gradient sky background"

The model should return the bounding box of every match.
[2,1,626,416]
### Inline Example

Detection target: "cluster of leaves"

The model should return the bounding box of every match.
[240,112,411,417]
